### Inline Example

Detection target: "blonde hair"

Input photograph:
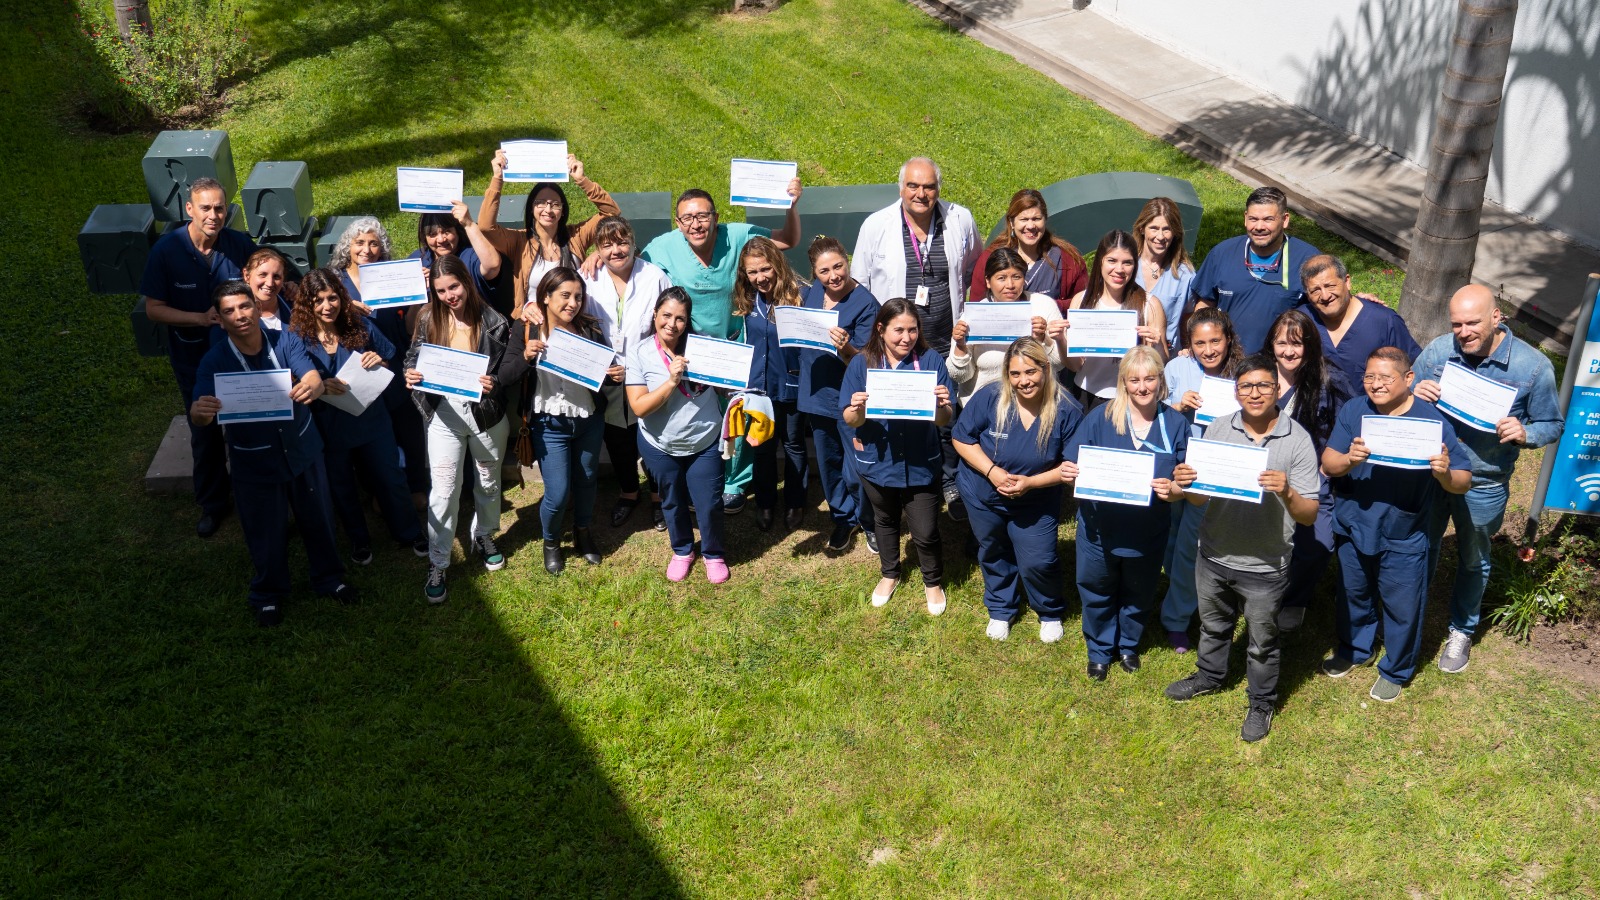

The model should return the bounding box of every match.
[994,338,1063,453]
[1107,345,1168,436]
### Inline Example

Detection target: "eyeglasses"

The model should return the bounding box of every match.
[532,199,564,210]
[676,212,715,226]
[1236,382,1277,395]
[1362,374,1401,385]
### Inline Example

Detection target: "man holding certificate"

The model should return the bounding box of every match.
[1164,354,1320,743]
[1321,348,1471,702]
[191,283,356,628]
[1411,284,1563,675]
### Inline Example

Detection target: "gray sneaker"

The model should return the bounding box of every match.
[1439,628,1472,674]
[1369,675,1403,703]
[1241,703,1275,743]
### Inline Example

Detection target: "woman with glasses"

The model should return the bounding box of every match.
[966,188,1087,312]
[480,149,620,315]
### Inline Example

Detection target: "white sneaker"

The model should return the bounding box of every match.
[986,619,1010,641]
[1039,621,1065,644]
[926,587,947,616]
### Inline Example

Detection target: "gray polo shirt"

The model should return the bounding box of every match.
[1198,411,1321,574]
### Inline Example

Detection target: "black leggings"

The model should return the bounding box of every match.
[861,480,943,586]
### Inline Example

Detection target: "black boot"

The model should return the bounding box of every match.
[543,540,565,575]
[575,527,601,565]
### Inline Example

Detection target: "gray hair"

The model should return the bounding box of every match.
[898,156,942,189]
[1300,253,1348,284]
[329,216,392,270]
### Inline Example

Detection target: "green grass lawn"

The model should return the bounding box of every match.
[3,0,1597,896]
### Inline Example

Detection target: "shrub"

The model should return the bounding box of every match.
[1487,517,1600,640]
[72,0,259,131]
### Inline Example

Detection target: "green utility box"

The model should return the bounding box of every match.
[463,193,528,230]
[612,191,674,253]
[242,161,312,239]
[746,183,900,275]
[261,215,318,278]
[314,215,372,268]
[142,130,238,222]
[78,204,158,295]
[130,297,169,358]
[988,173,1202,258]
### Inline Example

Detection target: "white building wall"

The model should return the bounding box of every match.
[1093,0,1599,249]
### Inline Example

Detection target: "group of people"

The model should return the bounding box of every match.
[139,154,1563,743]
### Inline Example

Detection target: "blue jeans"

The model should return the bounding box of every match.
[533,413,604,542]
[1160,498,1204,631]
[1078,538,1159,663]
[1426,480,1508,636]
[639,436,726,559]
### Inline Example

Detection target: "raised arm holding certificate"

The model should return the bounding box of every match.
[1436,362,1517,432]
[539,327,616,391]
[1185,437,1269,503]
[1074,446,1156,506]
[1193,375,1242,426]
[415,343,489,401]
[775,306,839,353]
[1066,308,1139,357]
[397,167,464,213]
[1361,415,1442,470]
[961,302,1035,343]
[730,158,799,209]
[500,139,569,182]
[864,369,938,421]
[357,259,428,308]
[683,334,754,389]
[321,354,394,416]
[214,369,294,424]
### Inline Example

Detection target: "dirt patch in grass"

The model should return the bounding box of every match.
[1523,620,1600,694]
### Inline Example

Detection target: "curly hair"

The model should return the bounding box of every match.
[290,267,370,352]
[329,217,392,271]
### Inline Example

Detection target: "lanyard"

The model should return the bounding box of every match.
[655,335,699,398]
[883,351,921,371]
[1244,240,1290,289]
[1129,408,1172,454]
[903,208,938,275]
[227,327,281,371]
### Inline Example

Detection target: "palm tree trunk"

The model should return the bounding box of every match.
[1398,0,1518,339]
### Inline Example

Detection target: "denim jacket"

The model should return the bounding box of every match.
[1412,324,1563,484]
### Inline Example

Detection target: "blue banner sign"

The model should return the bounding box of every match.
[1531,275,1600,519]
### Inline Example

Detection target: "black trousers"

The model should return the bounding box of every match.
[861,480,943,586]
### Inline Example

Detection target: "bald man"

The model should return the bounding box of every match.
[1412,285,1562,674]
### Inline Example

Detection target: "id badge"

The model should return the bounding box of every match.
[915,285,929,307]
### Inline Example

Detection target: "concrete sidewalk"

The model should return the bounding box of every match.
[914,0,1599,351]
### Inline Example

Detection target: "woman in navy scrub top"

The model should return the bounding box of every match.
[841,298,956,617]
[1062,345,1194,680]
[243,248,294,328]
[410,201,504,316]
[952,338,1083,642]
[290,268,426,564]
[797,236,879,553]
[733,236,809,532]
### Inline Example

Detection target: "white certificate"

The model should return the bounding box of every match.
[1193,375,1243,426]
[1066,308,1139,357]
[214,368,294,424]
[415,343,489,401]
[683,334,754,389]
[1361,415,1442,470]
[500,139,568,183]
[961,302,1035,343]
[729,158,798,209]
[1075,445,1156,507]
[1185,438,1269,503]
[539,327,615,391]
[357,259,428,308]
[1437,362,1517,432]
[864,368,938,421]
[321,354,393,416]
[397,167,464,213]
[775,306,839,353]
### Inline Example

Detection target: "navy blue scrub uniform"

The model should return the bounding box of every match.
[1326,398,1469,684]
[140,226,257,518]
[743,293,809,514]
[1278,368,1356,615]
[339,270,429,495]
[194,326,346,618]
[1188,234,1321,355]
[302,317,424,554]
[840,348,955,586]
[1066,403,1191,664]
[953,382,1082,624]
[797,282,878,530]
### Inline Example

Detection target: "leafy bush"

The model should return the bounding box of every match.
[72,0,259,130]
[1488,517,1600,640]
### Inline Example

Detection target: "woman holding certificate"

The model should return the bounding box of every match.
[517,268,613,574]
[409,201,504,315]
[797,237,880,552]
[404,254,527,604]
[952,338,1082,642]
[626,288,730,584]
[481,149,620,314]
[841,298,957,615]
[733,237,809,532]
[1061,346,1192,678]
[1065,230,1169,403]
[290,268,426,564]
[948,248,1065,405]
[966,189,1087,311]
[1132,198,1197,351]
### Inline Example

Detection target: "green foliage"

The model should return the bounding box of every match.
[1489,518,1600,639]
[72,0,259,129]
